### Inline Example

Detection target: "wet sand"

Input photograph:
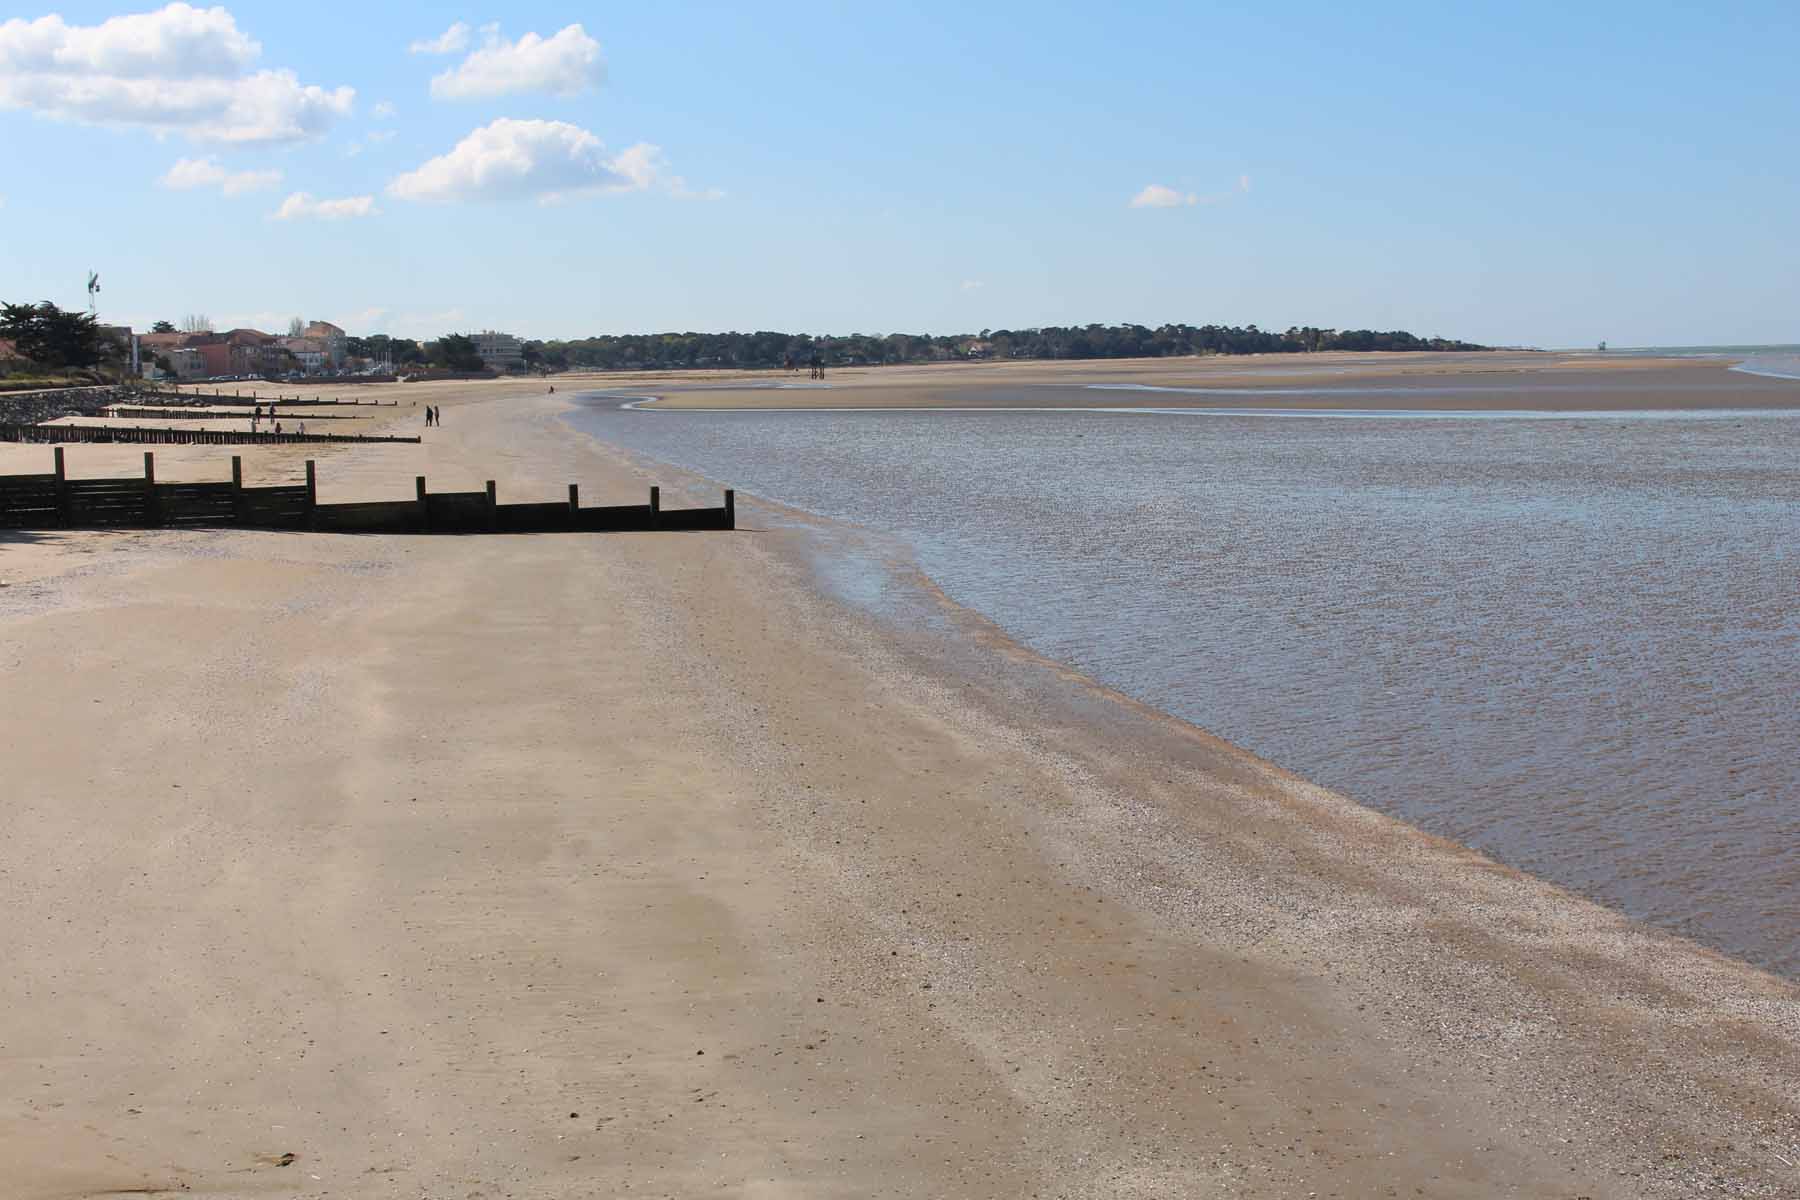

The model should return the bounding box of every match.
[632,351,1800,411]
[2,380,1798,1197]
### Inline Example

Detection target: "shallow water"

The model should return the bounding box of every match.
[570,395,1800,977]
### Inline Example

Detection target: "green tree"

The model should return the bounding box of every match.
[0,301,107,369]
[150,319,177,334]
[427,333,483,371]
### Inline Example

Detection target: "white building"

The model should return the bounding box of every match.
[473,330,525,371]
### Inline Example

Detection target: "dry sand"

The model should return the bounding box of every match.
[2,371,1798,1198]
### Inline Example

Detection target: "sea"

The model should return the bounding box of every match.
[566,353,1800,978]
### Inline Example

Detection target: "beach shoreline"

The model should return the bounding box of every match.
[619,351,1800,412]
[2,379,1797,1197]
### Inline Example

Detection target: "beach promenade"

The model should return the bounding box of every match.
[2,369,1797,1198]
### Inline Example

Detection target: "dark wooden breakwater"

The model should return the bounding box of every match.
[0,450,734,534]
[138,390,399,407]
[0,423,418,446]
[103,407,365,421]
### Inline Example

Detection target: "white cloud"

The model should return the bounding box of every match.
[388,118,665,204]
[409,22,469,55]
[1239,174,1251,193]
[372,100,396,119]
[0,4,354,144]
[272,191,378,220]
[336,306,390,332]
[159,155,279,195]
[960,280,984,292]
[1130,183,1198,209]
[430,24,603,99]
[215,309,286,330]
[344,128,395,157]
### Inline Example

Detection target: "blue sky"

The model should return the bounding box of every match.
[1,1,1795,346]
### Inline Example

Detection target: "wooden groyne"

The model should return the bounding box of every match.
[138,390,400,407]
[0,450,734,535]
[103,407,365,421]
[1,423,418,446]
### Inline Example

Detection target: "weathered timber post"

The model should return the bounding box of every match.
[485,480,498,531]
[725,489,735,529]
[231,455,244,524]
[568,483,579,516]
[416,476,429,532]
[53,447,68,526]
[649,485,660,529]
[143,452,159,526]
[304,460,318,530]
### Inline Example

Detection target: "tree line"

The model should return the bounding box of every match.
[2,299,1491,380]
[1,301,111,370]
[519,323,1487,372]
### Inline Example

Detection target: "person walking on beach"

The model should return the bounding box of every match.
[424,406,433,429]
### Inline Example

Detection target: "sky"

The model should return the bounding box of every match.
[1,1,1796,346]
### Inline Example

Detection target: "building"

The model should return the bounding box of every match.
[162,346,207,380]
[226,328,283,376]
[97,324,138,372]
[472,330,525,372]
[138,331,192,380]
[175,328,281,378]
[280,337,330,373]
[301,321,348,368]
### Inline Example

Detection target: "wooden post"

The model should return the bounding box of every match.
[143,452,159,526]
[53,446,68,527]
[568,483,579,514]
[724,489,735,530]
[416,476,429,532]
[304,460,317,530]
[231,455,244,524]
[485,480,498,531]
[649,485,660,529]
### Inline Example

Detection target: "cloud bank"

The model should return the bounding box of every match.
[0,3,354,144]
[1131,175,1252,209]
[408,22,469,55]
[1130,184,1198,209]
[272,191,377,220]
[429,24,603,99]
[160,155,279,194]
[388,118,662,204]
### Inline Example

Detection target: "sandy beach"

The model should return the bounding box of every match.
[623,351,1800,412]
[3,367,1799,1198]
